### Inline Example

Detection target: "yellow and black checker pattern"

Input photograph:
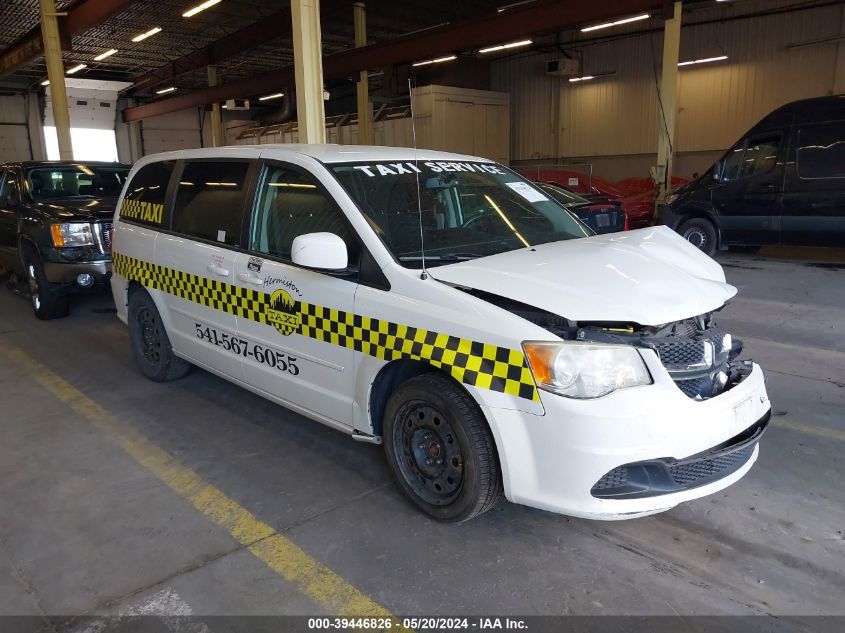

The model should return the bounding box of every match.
[113,252,539,402]
[119,199,164,224]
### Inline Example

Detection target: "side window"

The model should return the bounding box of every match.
[739,134,781,178]
[719,144,746,182]
[0,171,20,202]
[797,123,845,179]
[120,161,175,226]
[251,165,358,262]
[172,161,249,246]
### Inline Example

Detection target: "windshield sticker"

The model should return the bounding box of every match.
[351,161,506,177]
[505,181,548,203]
[120,199,163,224]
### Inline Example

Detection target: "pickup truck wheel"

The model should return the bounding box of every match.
[128,289,190,382]
[383,372,502,522]
[678,218,717,256]
[22,251,69,320]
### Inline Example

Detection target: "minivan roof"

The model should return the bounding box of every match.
[133,144,496,166]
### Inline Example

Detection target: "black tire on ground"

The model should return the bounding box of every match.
[20,245,69,320]
[127,288,191,382]
[678,217,718,256]
[383,372,503,522]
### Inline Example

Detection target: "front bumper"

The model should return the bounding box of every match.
[482,350,770,520]
[43,260,112,285]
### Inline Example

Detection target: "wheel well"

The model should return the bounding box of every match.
[368,359,439,436]
[126,280,144,310]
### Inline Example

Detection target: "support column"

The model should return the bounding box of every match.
[291,0,326,144]
[655,1,682,211]
[38,0,72,159]
[354,2,373,145]
[207,65,225,146]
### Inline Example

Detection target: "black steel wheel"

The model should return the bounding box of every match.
[128,288,190,382]
[679,218,718,256]
[384,372,502,522]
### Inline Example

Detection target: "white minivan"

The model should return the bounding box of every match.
[110,145,771,522]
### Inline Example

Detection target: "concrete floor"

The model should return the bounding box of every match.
[0,251,843,623]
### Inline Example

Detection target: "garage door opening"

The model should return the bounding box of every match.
[43,126,118,162]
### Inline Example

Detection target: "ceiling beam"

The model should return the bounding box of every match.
[122,0,662,122]
[0,0,136,77]
[129,0,355,94]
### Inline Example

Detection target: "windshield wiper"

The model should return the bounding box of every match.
[398,253,481,262]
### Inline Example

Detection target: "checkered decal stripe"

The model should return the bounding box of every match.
[113,252,539,402]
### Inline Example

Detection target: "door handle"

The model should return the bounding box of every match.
[206,264,230,276]
[237,272,264,286]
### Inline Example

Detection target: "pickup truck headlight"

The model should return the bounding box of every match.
[50,223,94,247]
[523,341,652,399]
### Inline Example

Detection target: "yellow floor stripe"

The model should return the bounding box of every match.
[772,416,845,443]
[0,343,394,619]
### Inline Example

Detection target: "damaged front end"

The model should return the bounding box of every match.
[463,289,752,401]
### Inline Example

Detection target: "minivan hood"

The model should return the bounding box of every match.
[429,226,736,326]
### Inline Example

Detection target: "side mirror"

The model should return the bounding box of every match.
[291,232,348,271]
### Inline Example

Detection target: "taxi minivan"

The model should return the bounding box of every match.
[110,145,771,522]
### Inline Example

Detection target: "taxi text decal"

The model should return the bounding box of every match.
[120,198,164,224]
[267,289,301,336]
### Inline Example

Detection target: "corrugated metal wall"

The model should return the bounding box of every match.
[0,95,32,161]
[493,1,844,165]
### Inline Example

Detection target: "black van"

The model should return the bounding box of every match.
[662,95,845,255]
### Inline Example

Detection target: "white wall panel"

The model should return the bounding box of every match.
[0,95,32,161]
[493,1,843,176]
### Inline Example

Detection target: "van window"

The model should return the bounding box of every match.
[121,161,175,226]
[720,145,746,182]
[172,161,249,246]
[251,165,357,262]
[740,135,780,178]
[797,123,845,179]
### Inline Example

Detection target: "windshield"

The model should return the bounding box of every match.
[26,165,129,201]
[537,182,590,205]
[330,160,590,267]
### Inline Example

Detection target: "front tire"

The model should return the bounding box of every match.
[678,217,718,256]
[21,248,69,320]
[128,288,191,382]
[383,372,502,522]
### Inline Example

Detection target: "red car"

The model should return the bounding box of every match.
[617,176,689,195]
[518,168,653,229]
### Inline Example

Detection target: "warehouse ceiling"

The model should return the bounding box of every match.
[0,0,502,92]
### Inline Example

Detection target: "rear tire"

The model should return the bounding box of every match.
[21,247,69,320]
[678,218,718,256]
[383,372,502,522]
[128,288,191,382]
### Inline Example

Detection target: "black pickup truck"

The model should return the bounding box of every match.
[0,161,130,319]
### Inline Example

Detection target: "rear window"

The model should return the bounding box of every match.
[796,123,845,179]
[120,161,175,226]
[171,161,250,246]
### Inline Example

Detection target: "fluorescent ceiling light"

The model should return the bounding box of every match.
[581,13,649,32]
[41,79,50,86]
[66,63,86,74]
[131,27,162,42]
[569,75,595,82]
[478,39,533,54]
[156,86,177,94]
[411,55,457,67]
[678,55,728,66]
[94,49,118,61]
[258,92,284,101]
[497,0,536,12]
[183,0,222,18]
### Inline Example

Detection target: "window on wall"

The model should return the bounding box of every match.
[44,127,119,162]
[172,161,250,246]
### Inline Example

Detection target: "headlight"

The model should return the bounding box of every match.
[665,193,679,205]
[523,341,652,399]
[50,223,94,247]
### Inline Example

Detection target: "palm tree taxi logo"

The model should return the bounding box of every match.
[267,289,300,336]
